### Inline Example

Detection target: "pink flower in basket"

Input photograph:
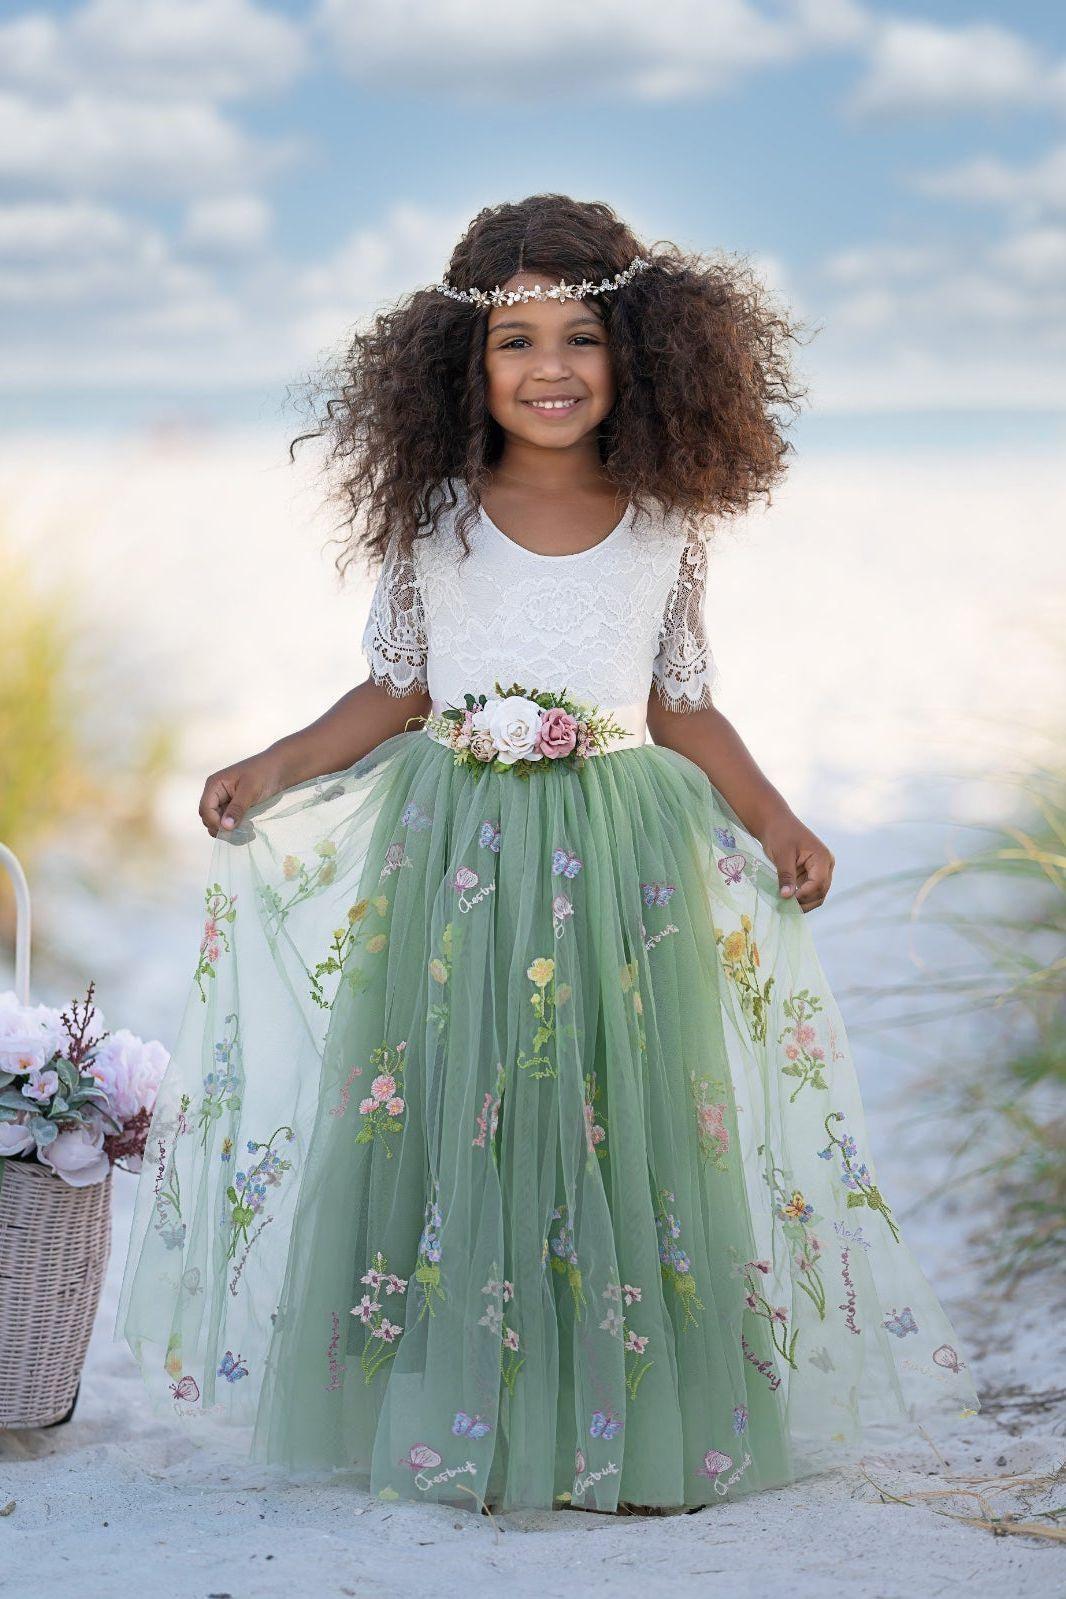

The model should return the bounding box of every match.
[0,981,168,1186]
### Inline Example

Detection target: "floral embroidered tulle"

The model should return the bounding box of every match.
[117,474,979,1515]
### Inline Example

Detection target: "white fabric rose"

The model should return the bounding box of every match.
[470,696,544,766]
[0,1117,35,1156]
[89,1029,169,1124]
[0,989,68,1076]
[39,1122,111,1187]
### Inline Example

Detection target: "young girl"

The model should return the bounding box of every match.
[118,194,979,1515]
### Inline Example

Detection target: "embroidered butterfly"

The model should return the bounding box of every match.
[696,1448,732,1479]
[714,828,737,851]
[400,1443,442,1472]
[217,1349,249,1382]
[478,820,501,853]
[640,882,675,907]
[452,1411,493,1439]
[552,848,583,879]
[716,853,748,885]
[181,1267,202,1296]
[589,1409,623,1440]
[732,1405,748,1435]
[401,802,432,831]
[882,1306,918,1339]
[380,842,407,878]
[169,1374,200,1403]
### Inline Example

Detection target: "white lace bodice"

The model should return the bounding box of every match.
[361,479,717,745]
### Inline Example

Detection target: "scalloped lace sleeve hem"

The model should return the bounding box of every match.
[651,527,718,712]
[361,535,429,697]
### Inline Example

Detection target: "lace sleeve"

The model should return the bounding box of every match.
[361,534,429,696]
[651,528,718,711]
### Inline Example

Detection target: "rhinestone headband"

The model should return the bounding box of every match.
[433,254,651,308]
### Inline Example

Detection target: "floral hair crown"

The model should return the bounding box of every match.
[432,254,651,309]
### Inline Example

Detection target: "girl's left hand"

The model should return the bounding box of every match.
[758,812,835,912]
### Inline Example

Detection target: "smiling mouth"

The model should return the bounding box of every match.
[523,398,583,413]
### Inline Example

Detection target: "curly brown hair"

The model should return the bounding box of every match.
[287,193,811,577]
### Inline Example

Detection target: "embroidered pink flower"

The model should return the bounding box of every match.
[373,1320,402,1342]
[536,707,578,759]
[358,1097,377,1114]
[502,1280,515,1302]
[624,1331,649,1354]
[502,1326,520,1352]
[385,1274,408,1295]
[744,1291,759,1310]
[784,1043,799,1061]
[353,1294,381,1323]
[748,1259,772,1275]
[361,1266,384,1288]
[371,1074,396,1102]
[794,1023,817,1048]
[771,1306,789,1324]
[622,1284,642,1306]
[385,1097,405,1117]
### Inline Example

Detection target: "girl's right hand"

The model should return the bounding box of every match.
[198,750,289,837]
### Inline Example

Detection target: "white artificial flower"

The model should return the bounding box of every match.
[0,990,68,1076]
[0,1117,35,1156]
[470,695,544,766]
[39,1122,110,1187]
[89,1029,169,1124]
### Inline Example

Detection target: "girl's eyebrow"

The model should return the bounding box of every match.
[489,313,604,333]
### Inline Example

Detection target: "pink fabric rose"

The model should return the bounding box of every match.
[535,707,578,759]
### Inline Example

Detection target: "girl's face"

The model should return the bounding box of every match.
[482,272,616,451]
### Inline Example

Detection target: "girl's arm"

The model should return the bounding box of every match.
[646,697,835,911]
[199,679,431,837]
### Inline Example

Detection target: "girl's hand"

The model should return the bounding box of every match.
[199,750,290,837]
[758,811,835,912]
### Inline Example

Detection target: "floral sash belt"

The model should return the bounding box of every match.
[423,684,645,776]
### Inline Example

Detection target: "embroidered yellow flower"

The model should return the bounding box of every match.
[428,957,448,985]
[619,959,639,991]
[723,931,746,963]
[372,895,389,916]
[555,983,572,1007]
[740,914,752,932]
[349,899,369,923]
[527,957,555,988]
[282,854,300,880]
[366,934,388,954]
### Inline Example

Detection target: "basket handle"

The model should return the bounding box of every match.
[0,843,32,1006]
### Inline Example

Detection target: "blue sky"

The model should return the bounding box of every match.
[2,1,1064,448]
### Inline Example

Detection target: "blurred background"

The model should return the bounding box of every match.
[0,0,1063,1510]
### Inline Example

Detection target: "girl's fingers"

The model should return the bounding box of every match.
[199,773,236,836]
[775,847,800,900]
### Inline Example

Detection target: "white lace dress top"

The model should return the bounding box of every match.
[361,479,717,749]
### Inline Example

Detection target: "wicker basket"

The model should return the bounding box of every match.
[0,1158,113,1427]
[0,840,113,1428]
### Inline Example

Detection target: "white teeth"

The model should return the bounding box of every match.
[528,399,579,409]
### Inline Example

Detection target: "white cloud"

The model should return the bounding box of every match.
[913,145,1066,221]
[0,198,221,307]
[0,89,302,198]
[847,19,1066,118]
[314,0,865,101]
[183,194,273,253]
[0,0,308,102]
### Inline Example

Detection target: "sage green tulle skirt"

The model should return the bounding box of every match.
[117,730,980,1511]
